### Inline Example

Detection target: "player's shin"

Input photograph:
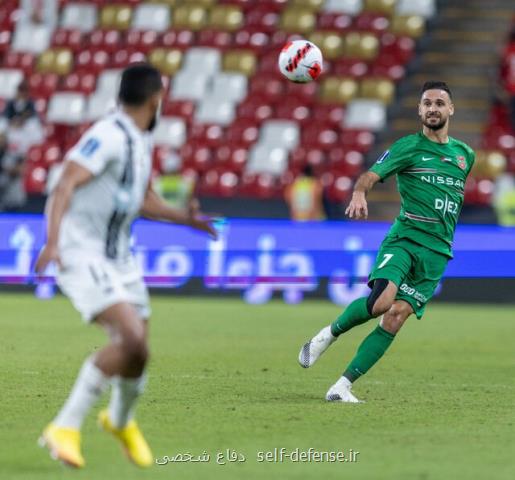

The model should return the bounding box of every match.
[53,356,110,429]
[108,373,147,429]
[343,325,395,382]
[331,297,374,337]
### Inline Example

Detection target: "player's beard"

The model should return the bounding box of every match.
[423,114,447,131]
[147,100,162,131]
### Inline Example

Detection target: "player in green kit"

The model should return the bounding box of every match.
[298,81,475,402]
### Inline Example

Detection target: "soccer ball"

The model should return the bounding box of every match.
[278,40,323,83]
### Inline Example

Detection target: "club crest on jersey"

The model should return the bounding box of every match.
[376,150,389,164]
[456,155,466,170]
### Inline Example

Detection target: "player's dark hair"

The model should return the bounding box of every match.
[421,81,452,99]
[118,63,162,106]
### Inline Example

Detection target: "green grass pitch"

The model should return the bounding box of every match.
[1,293,514,480]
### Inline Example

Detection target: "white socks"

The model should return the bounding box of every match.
[108,374,147,429]
[53,357,109,429]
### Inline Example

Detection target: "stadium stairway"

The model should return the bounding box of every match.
[367,0,514,220]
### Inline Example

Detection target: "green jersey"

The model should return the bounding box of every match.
[369,131,475,258]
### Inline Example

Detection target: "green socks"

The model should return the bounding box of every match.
[343,325,395,382]
[330,297,373,337]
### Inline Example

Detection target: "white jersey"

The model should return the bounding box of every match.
[58,110,152,264]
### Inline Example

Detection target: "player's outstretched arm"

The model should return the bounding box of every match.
[35,162,94,273]
[140,185,217,239]
[345,171,381,220]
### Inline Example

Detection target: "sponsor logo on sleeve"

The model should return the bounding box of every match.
[80,138,100,157]
[376,150,390,164]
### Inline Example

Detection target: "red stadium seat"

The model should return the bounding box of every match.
[51,29,84,52]
[197,29,233,49]
[332,58,369,78]
[61,72,97,95]
[214,145,248,173]
[326,175,353,202]
[160,30,196,49]
[24,165,48,195]
[180,141,214,173]
[75,49,110,74]
[317,13,353,31]
[190,124,225,149]
[328,148,364,177]
[354,13,390,34]
[303,125,340,151]
[276,101,312,124]
[88,29,123,54]
[109,48,147,68]
[233,29,270,53]
[0,30,12,52]
[290,147,326,173]
[126,30,159,53]
[161,100,196,122]
[3,52,35,75]
[237,98,275,122]
[218,170,240,197]
[226,120,260,146]
[340,129,375,153]
[249,73,286,102]
[245,7,281,33]
[26,142,62,168]
[29,73,60,99]
[311,104,346,126]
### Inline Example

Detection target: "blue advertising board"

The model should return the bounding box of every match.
[1,215,514,304]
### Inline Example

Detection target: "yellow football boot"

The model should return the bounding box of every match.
[98,409,153,467]
[39,423,85,468]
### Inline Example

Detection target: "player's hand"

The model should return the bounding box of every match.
[345,192,368,219]
[35,243,62,274]
[187,199,218,240]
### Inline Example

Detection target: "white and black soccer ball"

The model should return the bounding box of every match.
[278,40,323,83]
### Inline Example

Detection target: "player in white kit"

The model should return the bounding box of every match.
[35,64,216,469]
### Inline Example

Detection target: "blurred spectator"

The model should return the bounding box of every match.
[493,173,515,226]
[154,150,197,210]
[284,165,326,221]
[12,0,58,54]
[0,79,44,211]
[501,25,515,131]
[19,0,58,26]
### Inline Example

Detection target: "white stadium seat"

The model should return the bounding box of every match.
[210,73,248,103]
[181,48,221,75]
[85,93,116,122]
[132,4,171,32]
[171,71,211,101]
[12,24,51,54]
[195,99,235,125]
[47,93,86,125]
[343,99,386,131]
[0,69,24,99]
[60,4,98,32]
[396,0,436,18]
[246,145,288,176]
[153,117,187,148]
[259,120,300,151]
[323,0,363,16]
[95,69,122,97]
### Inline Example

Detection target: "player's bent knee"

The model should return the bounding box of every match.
[120,330,149,367]
[368,279,397,317]
[381,302,412,334]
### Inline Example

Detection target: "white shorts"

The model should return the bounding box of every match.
[57,255,151,323]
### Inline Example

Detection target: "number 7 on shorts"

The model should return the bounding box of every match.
[378,253,393,269]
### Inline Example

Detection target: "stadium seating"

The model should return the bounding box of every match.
[0,0,436,202]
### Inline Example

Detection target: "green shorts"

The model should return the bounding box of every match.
[368,235,448,319]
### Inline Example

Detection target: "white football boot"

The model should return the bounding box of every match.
[298,325,336,368]
[325,376,362,403]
